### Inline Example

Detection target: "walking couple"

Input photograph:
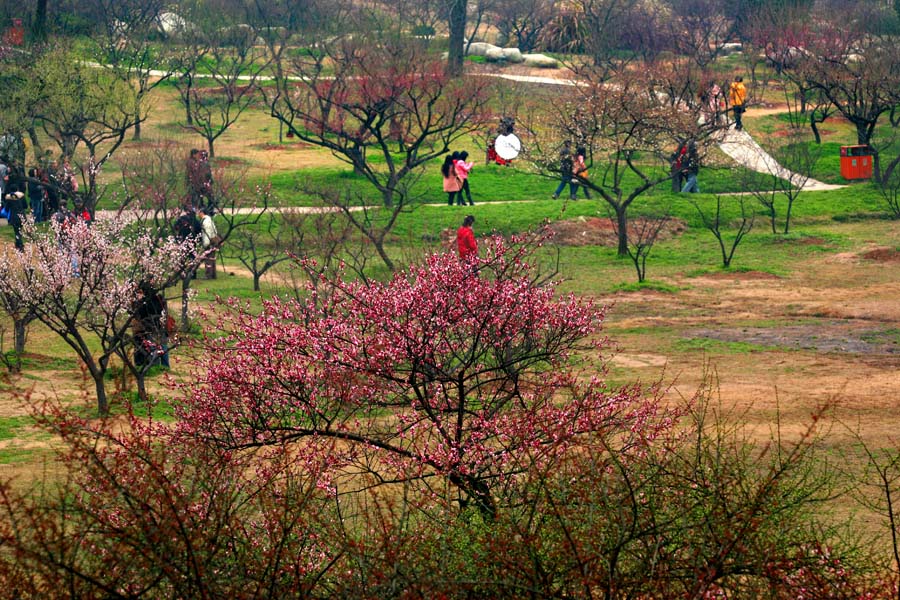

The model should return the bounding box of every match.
[552,141,591,200]
[442,151,475,206]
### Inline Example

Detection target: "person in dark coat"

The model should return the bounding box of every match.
[133,281,170,368]
[27,168,46,223]
[4,190,25,250]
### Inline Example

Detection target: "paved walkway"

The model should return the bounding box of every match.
[716,128,844,191]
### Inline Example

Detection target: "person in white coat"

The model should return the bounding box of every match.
[197,207,219,279]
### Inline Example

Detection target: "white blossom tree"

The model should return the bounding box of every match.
[0,218,195,414]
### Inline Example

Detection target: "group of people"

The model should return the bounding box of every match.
[441,151,476,206]
[1,155,82,250]
[671,75,748,194]
[698,75,747,130]
[174,205,220,280]
[132,162,222,369]
[552,141,591,201]
[671,140,701,194]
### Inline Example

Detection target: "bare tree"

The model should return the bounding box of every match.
[172,19,270,158]
[260,35,489,271]
[525,67,716,256]
[610,213,671,283]
[227,211,294,292]
[667,0,735,68]
[690,193,756,268]
[86,0,172,140]
[492,0,556,52]
[791,7,900,174]
[744,126,819,235]
[31,43,140,211]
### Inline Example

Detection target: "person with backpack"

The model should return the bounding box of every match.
[570,147,592,200]
[729,76,747,131]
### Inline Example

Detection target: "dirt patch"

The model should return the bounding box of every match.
[773,128,835,138]
[696,270,780,280]
[861,247,900,262]
[253,141,313,151]
[548,216,687,247]
[688,321,900,354]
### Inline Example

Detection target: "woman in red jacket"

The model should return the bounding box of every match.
[456,215,477,260]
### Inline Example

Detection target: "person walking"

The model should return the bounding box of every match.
[680,141,700,193]
[456,214,477,260]
[455,151,475,206]
[729,76,747,131]
[442,154,462,206]
[570,147,591,200]
[552,141,574,200]
[198,206,219,280]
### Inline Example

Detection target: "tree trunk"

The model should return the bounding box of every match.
[94,373,109,416]
[446,0,467,77]
[32,0,47,41]
[181,274,191,332]
[373,239,395,272]
[615,206,629,257]
[184,75,194,126]
[856,121,871,146]
[13,317,27,355]
[26,127,42,162]
[207,138,215,159]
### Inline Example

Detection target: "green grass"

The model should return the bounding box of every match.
[0,416,35,441]
[674,337,780,354]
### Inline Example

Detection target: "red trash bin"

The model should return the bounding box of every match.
[840,145,873,180]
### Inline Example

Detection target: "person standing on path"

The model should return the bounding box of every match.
[552,141,574,199]
[455,151,475,206]
[442,154,462,206]
[729,76,747,131]
[456,214,477,260]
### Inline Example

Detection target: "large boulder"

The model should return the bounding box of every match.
[522,53,559,68]
[719,42,743,55]
[500,47,524,63]
[156,12,195,38]
[485,48,506,62]
[466,42,500,57]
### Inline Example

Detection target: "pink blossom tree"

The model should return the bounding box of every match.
[0,217,195,414]
[178,233,662,519]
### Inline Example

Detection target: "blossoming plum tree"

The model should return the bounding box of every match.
[180,233,662,519]
[0,217,195,414]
